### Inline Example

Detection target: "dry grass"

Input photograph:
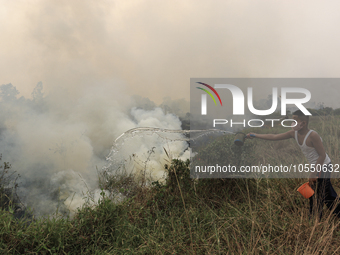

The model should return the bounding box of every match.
[1,115,340,254]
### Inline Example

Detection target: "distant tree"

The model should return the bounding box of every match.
[31,81,44,103]
[0,83,19,101]
[322,107,333,115]
[334,108,340,115]
[307,108,319,116]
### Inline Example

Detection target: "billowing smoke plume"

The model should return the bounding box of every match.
[0,82,189,217]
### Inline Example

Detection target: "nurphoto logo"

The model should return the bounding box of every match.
[195,81,311,128]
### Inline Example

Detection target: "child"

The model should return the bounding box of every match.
[246,110,340,221]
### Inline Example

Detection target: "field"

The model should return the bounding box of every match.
[1,115,340,254]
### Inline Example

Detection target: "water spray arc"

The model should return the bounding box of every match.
[103,127,237,176]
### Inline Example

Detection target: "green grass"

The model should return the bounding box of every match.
[1,115,340,254]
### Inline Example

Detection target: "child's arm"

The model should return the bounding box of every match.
[246,130,294,141]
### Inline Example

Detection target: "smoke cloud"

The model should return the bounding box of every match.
[2,1,340,104]
[0,82,189,217]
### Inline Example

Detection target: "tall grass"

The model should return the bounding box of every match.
[1,115,340,254]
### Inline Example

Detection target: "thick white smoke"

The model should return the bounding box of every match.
[105,107,190,182]
[0,82,189,217]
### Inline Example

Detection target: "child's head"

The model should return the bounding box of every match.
[292,110,309,130]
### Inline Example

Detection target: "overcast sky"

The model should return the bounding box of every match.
[1,0,340,105]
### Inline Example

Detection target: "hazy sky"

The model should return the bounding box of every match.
[1,0,340,104]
